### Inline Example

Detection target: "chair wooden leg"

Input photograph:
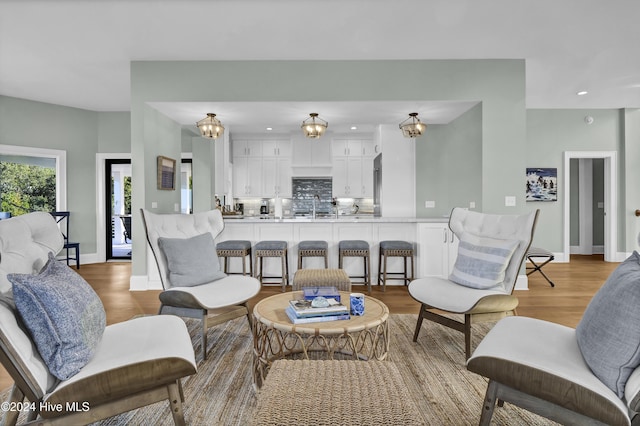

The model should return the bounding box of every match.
[464,314,472,360]
[201,312,208,361]
[479,380,499,426]
[167,381,186,426]
[413,305,426,342]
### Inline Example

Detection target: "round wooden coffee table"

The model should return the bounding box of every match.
[252,291,389,388]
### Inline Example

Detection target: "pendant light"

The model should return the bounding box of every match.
[196,113,225,139]
[301,113,328,139]
[399,113,426,138]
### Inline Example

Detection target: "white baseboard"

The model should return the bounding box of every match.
[130,274,163,291]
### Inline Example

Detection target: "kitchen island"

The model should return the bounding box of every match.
[218,215,451,288]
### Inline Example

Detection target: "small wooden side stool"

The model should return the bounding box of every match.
[216,240,253,276]
[297,240,328,269]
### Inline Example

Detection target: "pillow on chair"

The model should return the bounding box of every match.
[449,232,519,290]
[8,252,106,380]
[158,232,226,287]
[576,251,640,398]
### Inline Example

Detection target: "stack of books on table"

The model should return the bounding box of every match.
[285,298,350,324]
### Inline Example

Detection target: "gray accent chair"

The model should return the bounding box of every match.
[408,207,539,360]
[141,209,261,361]
[0,212,196,425]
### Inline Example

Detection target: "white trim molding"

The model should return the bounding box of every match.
[563,151,618,263]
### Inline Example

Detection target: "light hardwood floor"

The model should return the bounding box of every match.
[0,255,618,391]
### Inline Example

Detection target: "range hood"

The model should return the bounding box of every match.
[291,165,333,177]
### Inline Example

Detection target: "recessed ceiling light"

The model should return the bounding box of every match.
[351,126,357,130]
[266,127,273,131]
[576,91,588,96]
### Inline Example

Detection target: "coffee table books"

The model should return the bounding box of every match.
[289,299,348,316]
[285,305,351,324]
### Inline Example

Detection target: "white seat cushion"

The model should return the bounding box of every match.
[164,275,261,310]
[408,277,506,313]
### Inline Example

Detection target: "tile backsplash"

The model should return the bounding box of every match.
[292,178,333,215]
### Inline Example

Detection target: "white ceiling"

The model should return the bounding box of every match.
[1,0,639,132]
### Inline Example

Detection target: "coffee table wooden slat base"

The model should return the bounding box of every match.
[252,291,389,389]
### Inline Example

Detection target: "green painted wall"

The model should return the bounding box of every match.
[416,103,482,217]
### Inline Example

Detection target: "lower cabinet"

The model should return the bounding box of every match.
[417,223,458,278]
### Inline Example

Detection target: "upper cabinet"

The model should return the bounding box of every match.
[262,139,292,158]
[233,139,263,157]
[332,139,374,157]
[291,135,332,167]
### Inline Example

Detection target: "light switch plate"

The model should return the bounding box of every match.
[469,201,476,209]
[425,201,435,208]
[505,196,516,207]
[151,202,158,209]
[174,203,179,212]
[597,202,604,209]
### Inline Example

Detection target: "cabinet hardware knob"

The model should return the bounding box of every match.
[636,209,640,217]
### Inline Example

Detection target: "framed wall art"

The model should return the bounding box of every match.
[526,167,557,201]
[157,156,176,190]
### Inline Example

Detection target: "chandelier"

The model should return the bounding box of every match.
[301,113,328,139]
[196,113,225,139]
[399,113,426,138]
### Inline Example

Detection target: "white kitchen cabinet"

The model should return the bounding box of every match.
[292,136,332,167]
[262,139,291,158]
[332,139,370,157]
[233,139,263,157]
[361,156,374,197]
[332,157,364,197]
[262,157,292,197]
[417,223,458,278]
[233,156,263,197]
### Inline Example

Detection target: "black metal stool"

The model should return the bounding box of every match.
[526,247,555,287]
[338,240,371,294]
[297,240,328,269]
[216,240,253,276]
[378,240,414,292]
[254,240,289,291]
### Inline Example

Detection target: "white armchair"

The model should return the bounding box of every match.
[140,209,261,361]
[0,212,196,425]
[408,207,538,360]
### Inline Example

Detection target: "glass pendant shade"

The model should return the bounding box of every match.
[197,113,225,139]
[301,113,328,139]
[399,112,426,138]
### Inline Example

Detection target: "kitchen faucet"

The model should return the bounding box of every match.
[312,194,320,219]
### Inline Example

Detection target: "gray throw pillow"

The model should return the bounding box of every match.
[8,252,106,380]
[576,251,640,398]
[158,232,226,287]
[449,232,519,290]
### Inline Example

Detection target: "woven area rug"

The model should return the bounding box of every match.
[4,314,557,425]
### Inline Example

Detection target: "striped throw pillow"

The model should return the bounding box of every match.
[449,232,519,290]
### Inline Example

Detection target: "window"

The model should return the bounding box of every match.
[0,145,66,216]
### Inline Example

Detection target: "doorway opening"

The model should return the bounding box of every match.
[563,151,617,262]
[106,159,132,260]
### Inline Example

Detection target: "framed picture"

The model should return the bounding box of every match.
[157,156,176,190]
[526,168,557,201]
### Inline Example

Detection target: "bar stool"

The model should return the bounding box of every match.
[338,240,371,294]
[254,240,289,292]
[378,240,414,292]
[297,240,328,269]
[216,240,253,276]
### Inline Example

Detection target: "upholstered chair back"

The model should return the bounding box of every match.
[449,207,539,294]
[0,212,63,400]
[140,209,225,289]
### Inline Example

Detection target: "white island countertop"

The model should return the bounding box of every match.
[223,215,448,223]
